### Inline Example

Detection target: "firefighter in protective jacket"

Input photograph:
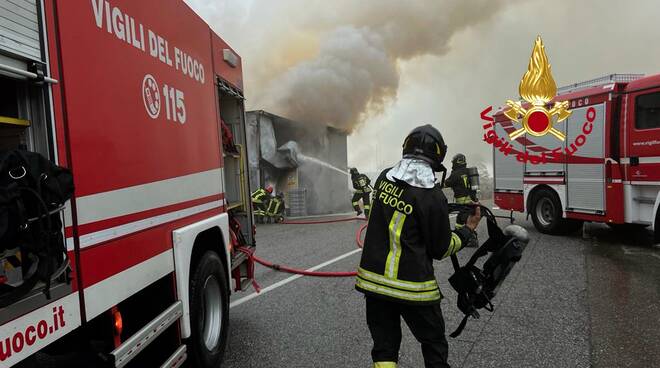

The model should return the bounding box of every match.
[351,168,372,217]
[444,154,478,229]
[251,186,272,222]
[356,125,481,368]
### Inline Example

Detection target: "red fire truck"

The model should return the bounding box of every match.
[0,1,255,366]
[493,73,660,238]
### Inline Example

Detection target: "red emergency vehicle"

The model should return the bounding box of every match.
[0,1,255,366]
[493,74,660,238]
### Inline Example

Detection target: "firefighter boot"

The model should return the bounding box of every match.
[354,204,363,216]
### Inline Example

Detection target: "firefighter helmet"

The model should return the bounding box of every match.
[349,168,358,175]
[402,124,447,171]
[266,186,273,194]
[452,153,467,168]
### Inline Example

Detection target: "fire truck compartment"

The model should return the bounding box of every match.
[524,118,567,175]
[219,81,247,209]
[565,104,606,213]
[493,121,523,192]
[0,0,42,62]
[0,60,70,324]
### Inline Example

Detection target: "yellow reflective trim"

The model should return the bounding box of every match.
[358,268,438,292]
[352,201,360,205]
[0,116,30,127]
[455,196,471,204]
[384,211,406,279]
[442,233,462,258]
[374,362,397,368]
[356,278,442,302]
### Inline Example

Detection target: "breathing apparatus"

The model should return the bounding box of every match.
[446,203,529,337]
[466,167,480,193]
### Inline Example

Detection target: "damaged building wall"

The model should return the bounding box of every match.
[246,110,351,216]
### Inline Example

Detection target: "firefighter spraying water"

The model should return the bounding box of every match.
[350,168,372,217]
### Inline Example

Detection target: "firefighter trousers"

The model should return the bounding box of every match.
[366,296,450,368]
[454,196,472,225]
[352,192,371,216]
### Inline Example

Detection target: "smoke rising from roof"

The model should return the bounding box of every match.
[186,0,660,173]
[249,0,510,132]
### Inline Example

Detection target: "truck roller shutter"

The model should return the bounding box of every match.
[494,121,523,191]
[0,0,42,61]
[566,103,606,213]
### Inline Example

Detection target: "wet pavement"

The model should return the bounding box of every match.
[223,210,660,367]
[583,223,660,368]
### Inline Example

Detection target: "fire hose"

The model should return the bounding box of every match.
[236,217,368,291]
[281,217,366,225]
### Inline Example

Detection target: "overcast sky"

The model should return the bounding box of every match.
[185,0,660,174]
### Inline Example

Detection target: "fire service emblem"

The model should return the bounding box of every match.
[504,36,571,141]
[480,36,595,165]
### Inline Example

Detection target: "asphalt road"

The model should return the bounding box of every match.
[223,210,660,367]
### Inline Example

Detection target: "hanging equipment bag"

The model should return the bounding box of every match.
[0,150,74,308]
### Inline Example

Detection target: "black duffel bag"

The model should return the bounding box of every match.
[0,149,74,307]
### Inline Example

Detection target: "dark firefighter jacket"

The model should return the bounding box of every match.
[251,188,268,204]
[356,169,473,305]
[352,173,372,194]
[445,166,477,204]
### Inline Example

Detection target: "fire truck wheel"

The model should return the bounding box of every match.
[531,188,565,234]
[188,251,229,368]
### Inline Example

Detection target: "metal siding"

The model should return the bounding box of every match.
[566,104,606,211]
[0,0,41,61]
[524,118,566,174]
[568,104,605,157]
[494,122,523,191]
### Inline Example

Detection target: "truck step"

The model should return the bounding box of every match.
[239,277,254,291]
[231,250,248,271]
[160,345,187,368]
[111,301,183,368]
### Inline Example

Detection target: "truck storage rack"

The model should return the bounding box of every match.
[557,73,644,95]
[217,77,244,99]
[0,115,31,127]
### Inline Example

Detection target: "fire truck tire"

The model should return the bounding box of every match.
[530,188,565,234]
[188,251,229,368]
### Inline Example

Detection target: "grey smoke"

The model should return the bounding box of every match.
[186,0,660,173]
[252,0,512,132]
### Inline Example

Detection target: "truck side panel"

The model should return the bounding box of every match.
[51,0,225,320]
[493,119,523,192]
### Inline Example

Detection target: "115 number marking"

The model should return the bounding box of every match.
[162,85,186,124]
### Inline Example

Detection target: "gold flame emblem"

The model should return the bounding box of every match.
[504,36,571,141]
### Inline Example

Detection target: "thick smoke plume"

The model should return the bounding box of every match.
[238,0,512,132]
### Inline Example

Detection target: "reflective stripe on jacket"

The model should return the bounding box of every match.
[251,188,268,203]
[352,173,372,193]
[445,166,477,202]
[356,169,468,305]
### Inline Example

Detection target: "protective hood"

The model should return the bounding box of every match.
[386,158,436,189]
